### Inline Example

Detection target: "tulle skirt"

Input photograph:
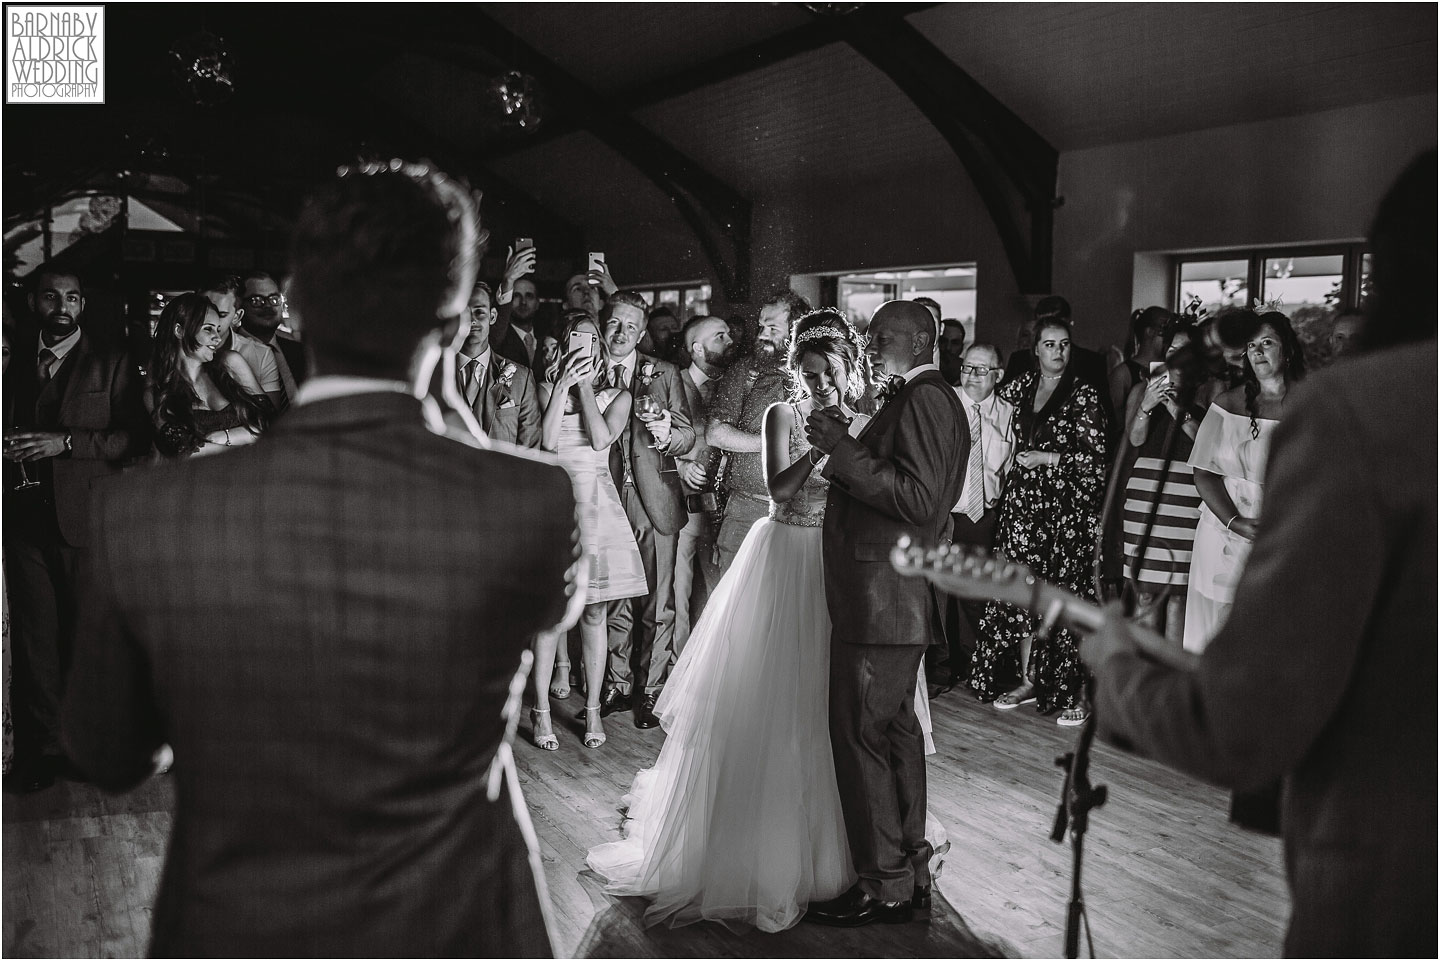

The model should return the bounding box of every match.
[586,518,853,933]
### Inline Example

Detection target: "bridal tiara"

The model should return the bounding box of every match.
[795,325,848,346]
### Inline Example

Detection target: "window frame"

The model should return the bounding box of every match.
[1173,242,1368,315]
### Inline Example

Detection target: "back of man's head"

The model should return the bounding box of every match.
[289,168,464,379]
[1367,149,1436,350]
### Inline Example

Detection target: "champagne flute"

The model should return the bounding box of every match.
[634,394,664,450]
[5,428,41,490]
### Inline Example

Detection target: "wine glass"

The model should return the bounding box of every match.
[634,394,664,450]
[5,429,40,491]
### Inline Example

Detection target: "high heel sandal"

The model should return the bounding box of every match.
[530,708,559,751]
[583,706,606,749]
[549,659,572,699]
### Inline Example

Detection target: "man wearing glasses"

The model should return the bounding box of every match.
[239,271,305,407]
[937,344,1016,691]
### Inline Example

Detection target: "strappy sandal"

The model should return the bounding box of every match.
[1057,706,1091,727]
[549,658,572,699]
[994,683,1037,711]
[530,708,559,751]
[583,706,607,749]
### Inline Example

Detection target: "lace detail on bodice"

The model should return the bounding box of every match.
[768,402,866,528]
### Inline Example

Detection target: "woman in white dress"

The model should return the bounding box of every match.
[1184,311,1306,651]
[586,310,945,933]
[537,314,649,749]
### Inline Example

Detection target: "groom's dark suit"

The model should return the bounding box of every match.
[821,367,968,902]
[62,391,577,957]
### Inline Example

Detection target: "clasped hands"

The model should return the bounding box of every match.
[803,407,848,457]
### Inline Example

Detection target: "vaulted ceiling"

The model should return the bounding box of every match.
[4,2,1434,294]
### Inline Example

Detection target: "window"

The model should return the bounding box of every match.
[834,265,977,341]
[1174,243,1366,368]
[623,282,712,322]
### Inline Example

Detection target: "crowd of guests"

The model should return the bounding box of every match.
[0,241,1363,784]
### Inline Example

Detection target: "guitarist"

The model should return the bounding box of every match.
[1079,152,1436,957]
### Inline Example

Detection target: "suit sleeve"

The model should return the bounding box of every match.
[61,488,163,791]
[661,366,696,457]
[72,351,151,462]
[1093,389,1386,790]
[822,382,967,526]
[516,371,542,449]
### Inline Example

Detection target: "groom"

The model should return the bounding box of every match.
[804,300,969,926]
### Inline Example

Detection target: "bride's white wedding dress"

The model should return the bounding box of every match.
[586,401,947,933]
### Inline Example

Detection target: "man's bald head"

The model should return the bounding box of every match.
[866,300,936,377]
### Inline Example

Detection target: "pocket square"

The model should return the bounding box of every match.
[498,400,517,410]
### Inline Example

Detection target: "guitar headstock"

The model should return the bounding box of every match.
[890,536,1044,610]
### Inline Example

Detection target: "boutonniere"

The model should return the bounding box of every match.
[637,360,658,387]
[875,374,906,407]
[494,359,518,404]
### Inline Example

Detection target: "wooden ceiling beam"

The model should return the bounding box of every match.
[828,9,1060,294]
[457,9,755,301]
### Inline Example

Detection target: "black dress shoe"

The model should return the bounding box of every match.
[805,885,913,927]
[911,883,932,918]
[576,686,628,721]
[635,694,660,729]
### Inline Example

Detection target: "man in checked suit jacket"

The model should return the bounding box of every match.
[62,167,577,957]
[804,301,969,927]
[454,279,541,448]
[598,291,695,729]
[3,267,149,793]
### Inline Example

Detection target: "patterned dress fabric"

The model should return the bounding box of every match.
[969,370,1108,713]
[1122,404,1202,588]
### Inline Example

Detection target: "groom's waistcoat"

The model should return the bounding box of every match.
[820,370,969,646]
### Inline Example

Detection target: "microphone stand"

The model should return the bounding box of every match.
[1059,360,1201,959]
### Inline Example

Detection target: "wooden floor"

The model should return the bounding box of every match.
[2,691,1288,958]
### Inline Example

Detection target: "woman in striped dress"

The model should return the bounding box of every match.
[1119,325,1205,643]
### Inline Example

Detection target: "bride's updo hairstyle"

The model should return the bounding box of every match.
[786,308,870,404]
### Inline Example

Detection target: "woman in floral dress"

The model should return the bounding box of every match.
[969,320,1108,725]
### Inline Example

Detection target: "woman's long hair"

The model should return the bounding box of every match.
[1242,310,1306,437]
[786,308,870,404]
[150,293,270,443]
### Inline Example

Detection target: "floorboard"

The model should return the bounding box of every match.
[1,691,1288,957]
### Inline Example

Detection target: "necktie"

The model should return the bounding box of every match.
[612,363,626,391]
[37,348,56,384]
[962,402,986,522]
[521,329,536,364]
[464,358,484,407]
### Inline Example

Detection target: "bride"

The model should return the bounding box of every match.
[586,309,945,933]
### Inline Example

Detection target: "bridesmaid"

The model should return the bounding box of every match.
[536,313,647,750]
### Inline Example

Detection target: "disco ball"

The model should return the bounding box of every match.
[491,70,542,130]
[169,31,235,107]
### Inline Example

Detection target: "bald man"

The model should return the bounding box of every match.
[804,300,969,926]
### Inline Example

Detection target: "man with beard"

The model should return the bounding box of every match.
[3,266,148,792]
[673,315,737,646]
[706,289,811,576]
[239,271,305,408]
